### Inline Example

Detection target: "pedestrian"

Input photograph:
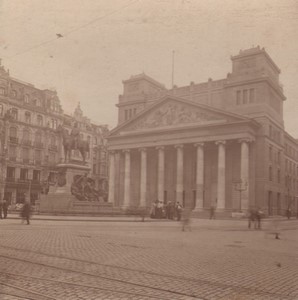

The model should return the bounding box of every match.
[248,207,256,229]
[255,207,263,229]
[176,202,182,221]
[286,207,291,220]
[150,202,156,219]
[0,200,3,219]
[209,205,215,220]
[2,200,8,219]
[21,200,31,225]
[181,207,192,231]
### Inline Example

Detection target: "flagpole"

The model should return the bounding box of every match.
[172,50,175,89]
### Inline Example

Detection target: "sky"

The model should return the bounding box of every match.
[0,0,298,136]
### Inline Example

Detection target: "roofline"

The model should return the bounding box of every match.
[231,48,281,74]
[109,94,253,135]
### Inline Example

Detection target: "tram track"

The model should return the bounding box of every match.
[0,244,294,300]
[0,252,201,300]
[0,271,186,300]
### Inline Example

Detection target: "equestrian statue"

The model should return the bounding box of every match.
[57,123,90,164]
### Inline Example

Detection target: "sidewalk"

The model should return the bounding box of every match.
[4,212,297,224]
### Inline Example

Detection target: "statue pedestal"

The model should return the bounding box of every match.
[39,164,91,213]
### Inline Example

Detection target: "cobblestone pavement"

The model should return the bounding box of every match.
[0,218,297,300]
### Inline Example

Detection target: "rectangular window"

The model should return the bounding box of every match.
[249,89,255,103]
[33,170,40,182]
[236,91,241,105]
[269,146,272,161]
[0,87,5,95]
[6,167,15,179]
[243,89,248,104]
[0,104,3,116]
[125,110,128,121]
[269,166,273,181]
[20,168,28,180]
[277,169,280,183]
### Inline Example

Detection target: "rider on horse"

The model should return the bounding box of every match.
[70,122,80,150]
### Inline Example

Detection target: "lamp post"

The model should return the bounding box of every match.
[234,179,248,212]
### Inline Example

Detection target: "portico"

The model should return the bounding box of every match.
[108,96,258,212]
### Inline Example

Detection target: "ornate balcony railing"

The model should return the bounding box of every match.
[9,137,18,144]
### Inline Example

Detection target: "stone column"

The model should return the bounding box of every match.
[216,141,226,210]
[194,143,204,210]
[175,144,184,204]
[157,146,165,202]
[139,148,147,207]
[239,139,250,210]
[123,149,131,207]
[108,151,115,204]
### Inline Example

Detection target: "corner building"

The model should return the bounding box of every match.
[108,46,298,216]
[0,62,109,207]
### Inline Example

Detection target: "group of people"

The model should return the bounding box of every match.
[150,199,183,221]
[0,199,31,225]
[248,207,263,229]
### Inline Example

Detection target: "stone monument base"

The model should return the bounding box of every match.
[39,163,116,214]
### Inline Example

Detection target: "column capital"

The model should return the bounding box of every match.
[194,142,204,148]
[215,140,226,146]
[156,146,165,151]
[122,149,130,153]
[174,144,184,149]
[108,150,116,155]
[138,147,147,152]
[238,138,254,144]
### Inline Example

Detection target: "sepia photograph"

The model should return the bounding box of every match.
[0,0,298,299]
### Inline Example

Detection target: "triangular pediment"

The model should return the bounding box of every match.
[110,96,249,135]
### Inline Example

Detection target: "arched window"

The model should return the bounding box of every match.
[23,129,30,141]
[25,111,31,124]
[11,108,18,120]
[11,90,17,98]
[37,115,43,126]
[9,127,17,138]
[35,131,42,143]
[24,94,29,103]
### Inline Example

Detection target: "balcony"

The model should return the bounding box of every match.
[6,177,15,182]
[34,141,44,149]
[9,156,17,162]
[9,137,18,144]
[48,144,58,151]
[23,158,30,164]
[22,139,32,146]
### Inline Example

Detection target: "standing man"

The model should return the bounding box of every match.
[21,199,31,225]
[2,200,8,219]
[0,200,3,219]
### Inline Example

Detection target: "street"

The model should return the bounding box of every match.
[0,217,297,300]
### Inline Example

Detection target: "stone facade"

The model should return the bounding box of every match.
[108,46,298,216]
[0,61,108,208]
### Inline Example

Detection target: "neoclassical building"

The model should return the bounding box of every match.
[108,46,298,215]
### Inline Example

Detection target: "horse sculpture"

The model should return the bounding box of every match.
[57,126,90,163]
